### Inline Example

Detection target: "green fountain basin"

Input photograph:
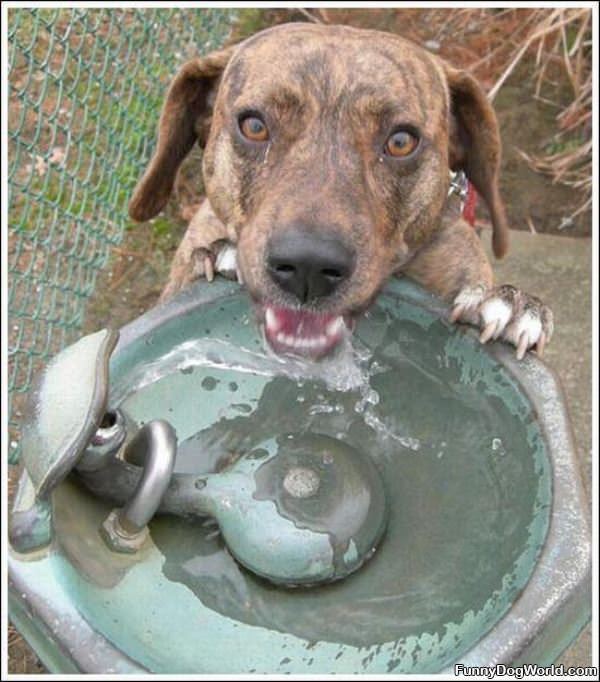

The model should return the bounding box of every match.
[8,278,590,673]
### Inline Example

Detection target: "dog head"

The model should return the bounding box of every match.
[130,23,508,357]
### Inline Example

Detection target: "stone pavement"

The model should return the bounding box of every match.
[484,230,593,666]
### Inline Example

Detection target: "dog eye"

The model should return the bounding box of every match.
[384,129,419,158]
[239,115,269,142]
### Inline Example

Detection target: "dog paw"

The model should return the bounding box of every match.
[197,240,239,283]
[450,284,554,359]
[160,241,240,303]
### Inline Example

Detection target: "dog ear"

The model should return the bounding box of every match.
[129,46,235,222]
[445,66,509,258]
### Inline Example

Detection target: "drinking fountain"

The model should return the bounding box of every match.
[8,278,591,674]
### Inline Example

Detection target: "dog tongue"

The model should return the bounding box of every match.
[263,305,346,357]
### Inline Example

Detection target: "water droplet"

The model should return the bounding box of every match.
[201,376,218,390]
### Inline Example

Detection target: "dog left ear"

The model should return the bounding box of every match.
[445,65,509,258]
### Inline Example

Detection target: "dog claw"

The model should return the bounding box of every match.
[536,331,546,358]
[450,304,465,324]
[204,256,215,282]
[450,285,487,326]
[516,331,529,360]
[479,320,498,344]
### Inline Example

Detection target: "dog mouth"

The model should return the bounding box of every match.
[261,304,352,358]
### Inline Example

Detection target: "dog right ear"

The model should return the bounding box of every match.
[444,64,510,259]
[129,46,235,222]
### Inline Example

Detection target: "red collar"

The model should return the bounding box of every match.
[448,171,478,228]
[462,179,478,227]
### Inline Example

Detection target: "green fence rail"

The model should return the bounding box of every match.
[7,8,236,463]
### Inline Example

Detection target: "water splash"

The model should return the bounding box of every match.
[111,335,372,407]
[111,314,424,452]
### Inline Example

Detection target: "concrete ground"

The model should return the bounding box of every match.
[484,230,593,667]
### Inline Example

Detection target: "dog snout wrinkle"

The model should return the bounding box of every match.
[267,227,355,303]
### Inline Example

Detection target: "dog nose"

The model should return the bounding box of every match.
[267,228,355,303]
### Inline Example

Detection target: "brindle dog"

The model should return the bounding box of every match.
[129,23,553,360]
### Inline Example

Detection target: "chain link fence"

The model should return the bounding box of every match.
[7,8,236,463]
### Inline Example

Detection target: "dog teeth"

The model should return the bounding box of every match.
[268,313,346,353]
[272,330,331,351]
[265,307,279,332]
[326,316,344,337]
